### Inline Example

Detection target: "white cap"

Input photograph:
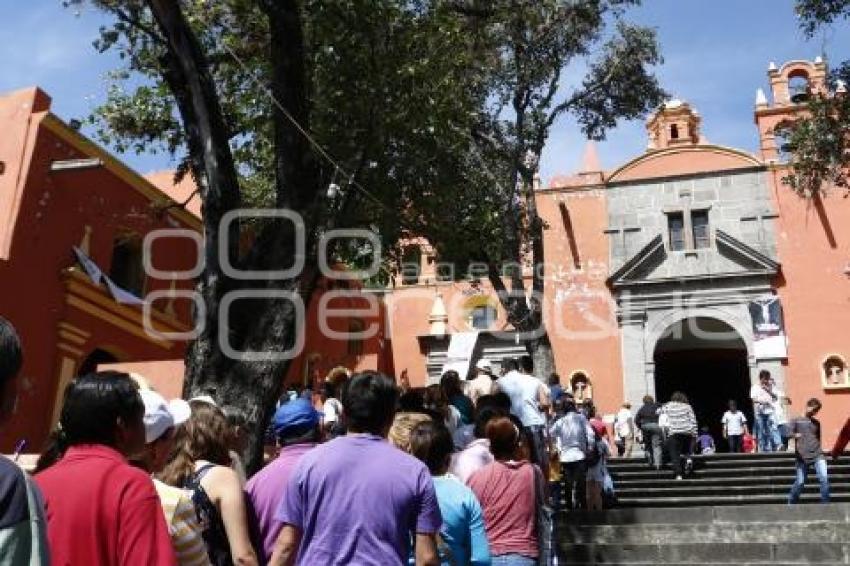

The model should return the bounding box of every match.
[141,389,192,444]
[475,359,492,371]
[189,394,218,407]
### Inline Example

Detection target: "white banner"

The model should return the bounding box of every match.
[441,331,479,380]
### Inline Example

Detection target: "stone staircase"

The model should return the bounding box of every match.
[556,502,850,564]
[552,454,850,564]
[609,452,850,507]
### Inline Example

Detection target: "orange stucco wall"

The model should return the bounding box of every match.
[0,87,198,451]
[536,187,624,416]
[769,170,850,444]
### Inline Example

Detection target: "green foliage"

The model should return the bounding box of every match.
[67,0,664,283]
[779,1,850,196]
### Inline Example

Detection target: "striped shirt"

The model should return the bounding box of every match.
[154,479,212,566]
[660,401,697,436]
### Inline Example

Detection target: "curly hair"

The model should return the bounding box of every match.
[158,400,232,487]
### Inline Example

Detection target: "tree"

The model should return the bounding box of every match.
[778,0,850,196]
[401,1,666,377]
[70,0,665,470]
[71,0,483,471]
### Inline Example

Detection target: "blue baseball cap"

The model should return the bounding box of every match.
[272,399,323,435]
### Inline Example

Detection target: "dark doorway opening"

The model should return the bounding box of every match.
[654,318,752,451]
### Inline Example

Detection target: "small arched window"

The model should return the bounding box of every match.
[788,72,811,103]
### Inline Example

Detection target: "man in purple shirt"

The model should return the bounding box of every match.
[269,371,442,566]
[245,398,321,561]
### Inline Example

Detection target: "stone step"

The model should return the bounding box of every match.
[615,492,850,507]
[610,465,850,481]
[554,542,849,565]
[615,481,850,497]
[559,521,847,545]
[614,475,850,488]
[607,458,850,472]
[560,502,850,524]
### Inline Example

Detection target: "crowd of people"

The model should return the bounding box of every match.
[1,313,850,565]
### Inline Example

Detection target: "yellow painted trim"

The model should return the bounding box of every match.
[64,269,190,332]
[58,330,87,346]
[51,356,78,428]
[57,321,91,339]
[41,114,202,230]
[57,342,85,357]
[66,295,173,350]
[607,144,764,183]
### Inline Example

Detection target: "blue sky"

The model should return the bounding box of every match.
[2,1,849,182]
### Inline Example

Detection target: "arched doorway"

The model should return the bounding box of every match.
[654,317,752,446]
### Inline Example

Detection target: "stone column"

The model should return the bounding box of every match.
[619,311,650,409]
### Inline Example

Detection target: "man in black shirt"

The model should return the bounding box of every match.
[635,395,663,470]
[788,398,830,504]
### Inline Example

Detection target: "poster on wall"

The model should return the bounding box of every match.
[748,294,787,359]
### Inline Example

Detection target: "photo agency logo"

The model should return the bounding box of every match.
[141,208,382,361]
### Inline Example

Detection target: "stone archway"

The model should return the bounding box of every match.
[652,317,752,443]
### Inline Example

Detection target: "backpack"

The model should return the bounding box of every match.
[586,441,601,467]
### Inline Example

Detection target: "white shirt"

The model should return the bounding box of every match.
[750,384,776,413]
[466,374,494,404]
[322,398,342,423]
[550,412,593,463]
[614,408,633,438]
[773,390,788,425]
[497,370,545,427]
[721,410,747,435]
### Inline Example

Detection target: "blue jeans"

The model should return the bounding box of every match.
[755,413,779,452]
[788,457,830,503]
[492,554,537,566]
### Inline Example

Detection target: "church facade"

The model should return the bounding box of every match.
[385,58,850,444]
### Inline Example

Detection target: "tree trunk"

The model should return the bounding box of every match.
[148,0,320,474]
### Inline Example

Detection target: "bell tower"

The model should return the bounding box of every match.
[755,58,832,163]
[646,99,703,150]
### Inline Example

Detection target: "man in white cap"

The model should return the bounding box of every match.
[136,389,211,566]
[466,359,496,405]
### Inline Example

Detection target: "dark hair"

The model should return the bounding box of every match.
[548,373,560,386]
[440,371,462,397]
[700,426,710,434]
[322,381,337,400]
[159,400,232,486]
[477,392,511,414]
[0,316,22,388]
[37,372,143,471]
[759,369,771,380]
[519,355,534,374]
[342,371,399,434]
[728,399,738,410]
[501,358,518,372]
[486,416,520,460]
[399,389,425,412]
[670,391,689,404]
[409,420,454,475]
[473,405,504,438]
[806,397,822,411]
[279,424,322,447]
[642,395,654,404]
